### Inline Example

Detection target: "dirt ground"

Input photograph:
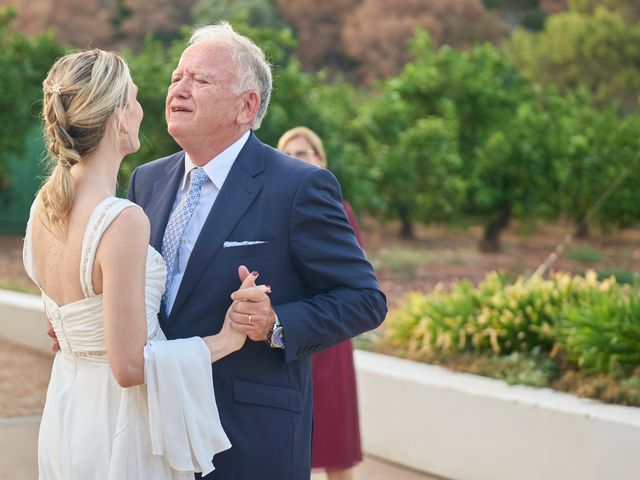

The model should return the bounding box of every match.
[2,221,640,416]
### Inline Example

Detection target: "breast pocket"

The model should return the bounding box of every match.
[220,241,275,259]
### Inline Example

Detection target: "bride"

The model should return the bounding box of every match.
[23,49,263,479]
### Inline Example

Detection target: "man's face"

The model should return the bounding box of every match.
[165,40,242,153]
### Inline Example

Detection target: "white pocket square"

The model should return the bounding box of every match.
[223,241,268,248]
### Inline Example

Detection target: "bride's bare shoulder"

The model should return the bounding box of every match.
[99,204,150,258]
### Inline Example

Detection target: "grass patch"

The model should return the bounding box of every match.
[565,245,603,264]
[596,267,639,285]
[369,248,431,276]
[0,281,39,295]
[446,256,466,266]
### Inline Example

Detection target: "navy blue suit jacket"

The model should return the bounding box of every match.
[128,132,386,479]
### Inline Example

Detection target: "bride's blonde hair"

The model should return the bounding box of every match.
[39,49,130,238]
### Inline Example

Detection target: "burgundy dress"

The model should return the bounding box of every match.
[311,201,363,470]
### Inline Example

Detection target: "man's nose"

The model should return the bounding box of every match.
[171,77,192,97]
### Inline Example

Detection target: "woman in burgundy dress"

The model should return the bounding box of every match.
[277,127,363,480]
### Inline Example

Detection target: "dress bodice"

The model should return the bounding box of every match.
[23,197,167,357]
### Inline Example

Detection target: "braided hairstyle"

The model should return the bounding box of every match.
[39,49,130,238]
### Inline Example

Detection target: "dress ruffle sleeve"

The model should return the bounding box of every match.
[144,337,231,476]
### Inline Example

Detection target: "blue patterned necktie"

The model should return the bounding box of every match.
[161,167,209,311]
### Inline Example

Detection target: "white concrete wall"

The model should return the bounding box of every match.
[355,350,640,480]
[0,289,51,353]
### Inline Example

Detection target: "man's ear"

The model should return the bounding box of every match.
[236,91,260,126]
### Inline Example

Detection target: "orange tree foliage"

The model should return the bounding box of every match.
[341,0,505,81]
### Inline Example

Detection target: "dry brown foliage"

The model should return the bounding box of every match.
[341,0,505,81]
[0,0,197,49]
[277,0,361,70]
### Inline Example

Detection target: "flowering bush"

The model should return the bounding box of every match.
[385,271,640,375]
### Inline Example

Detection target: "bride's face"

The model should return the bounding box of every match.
[121,78,144,154]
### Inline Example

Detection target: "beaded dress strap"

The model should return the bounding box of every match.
[79,197,142,298]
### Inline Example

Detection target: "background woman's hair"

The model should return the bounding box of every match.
[39,49,130,238]
[276,126,327,166]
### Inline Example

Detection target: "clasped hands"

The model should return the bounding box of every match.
[222,265,276,347]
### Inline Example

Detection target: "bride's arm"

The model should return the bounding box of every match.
[99,206,149,388]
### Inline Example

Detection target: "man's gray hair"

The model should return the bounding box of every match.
[190,22,272,130]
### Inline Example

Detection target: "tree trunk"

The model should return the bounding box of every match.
[479,207,511,252]
[574,220,589,239]
[398,207,415,239]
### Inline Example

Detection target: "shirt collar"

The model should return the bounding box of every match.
[180,131,251,191]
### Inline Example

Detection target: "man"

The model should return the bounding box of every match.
[128,22,387,479]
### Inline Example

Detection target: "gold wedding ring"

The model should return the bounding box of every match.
[248,314,253,324]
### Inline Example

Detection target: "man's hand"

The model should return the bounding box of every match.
[47,321,60,353]
[229,265,275,341]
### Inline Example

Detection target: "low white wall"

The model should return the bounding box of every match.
[0,289,50,353]
[355,350,640,480]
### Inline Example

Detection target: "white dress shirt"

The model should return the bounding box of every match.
[164,131,250,313]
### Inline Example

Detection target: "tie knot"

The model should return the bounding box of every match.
[189,168,208,189]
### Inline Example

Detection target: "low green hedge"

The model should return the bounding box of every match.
[382,271,640,405]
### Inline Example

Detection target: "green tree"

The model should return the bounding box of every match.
[367,31,539,247]
[191,0,283,29]
[0,8,65,196]
[504,6,640,111]
[471,88,573,248]
[559,101,640,235]
[569,0,640,20]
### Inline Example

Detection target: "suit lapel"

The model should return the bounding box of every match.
[147,153,185,252]
[169,133,265,320]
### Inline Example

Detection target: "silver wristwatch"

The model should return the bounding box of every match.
[267,314,285,349]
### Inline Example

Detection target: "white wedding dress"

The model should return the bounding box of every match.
[23,197,231,480]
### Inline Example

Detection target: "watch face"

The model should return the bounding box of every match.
[271,326,285,348]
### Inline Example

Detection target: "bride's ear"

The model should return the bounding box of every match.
[116,110,129,136]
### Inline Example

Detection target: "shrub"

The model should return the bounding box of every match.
[557,278,640,374]
[385,270,640,377]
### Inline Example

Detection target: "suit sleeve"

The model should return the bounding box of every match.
[274,168,387,362]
